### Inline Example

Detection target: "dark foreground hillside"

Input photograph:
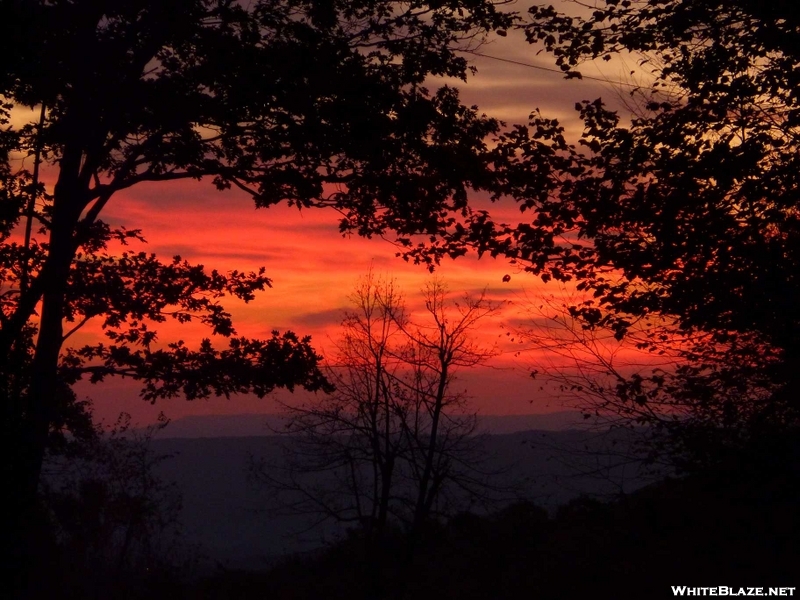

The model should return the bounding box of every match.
[29,428,799,600]
[191,473,799,600]
[33,469,798,600]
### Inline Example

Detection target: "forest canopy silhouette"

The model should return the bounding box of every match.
[404,0,800,473]
[0,0,513,593]
[2,0,799,597]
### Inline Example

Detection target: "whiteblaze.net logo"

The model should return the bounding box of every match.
[672,587,796,597]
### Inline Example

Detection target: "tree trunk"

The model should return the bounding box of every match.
[7,144,84,595]
[376,455,393,538]
[411,360,448,536]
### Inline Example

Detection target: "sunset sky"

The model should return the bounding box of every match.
[24,17,641,427]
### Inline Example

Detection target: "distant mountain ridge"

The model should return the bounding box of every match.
[149,427,656,570]
[156,411,586,438]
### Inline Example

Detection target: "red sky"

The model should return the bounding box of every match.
[18,18,642,427]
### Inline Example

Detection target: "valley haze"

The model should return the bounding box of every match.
[144,413,656,570]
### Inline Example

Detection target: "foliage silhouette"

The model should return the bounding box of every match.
[0,0,515,593]
[401,0,800,469]
[37,411,199,599]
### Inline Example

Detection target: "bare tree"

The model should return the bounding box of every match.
[399,279,500,535]
[252,273,502,544]
[510,290,682,484]
[512,290,791,487]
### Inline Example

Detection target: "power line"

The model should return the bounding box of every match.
[461,49,643,89]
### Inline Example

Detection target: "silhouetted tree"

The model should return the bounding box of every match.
[0,0,515,580]
[39,411,196,598]
[511,291,686,479]
[518,0,800,350]
[405,0,800,468]
[0,211,330,593]
[255,273,501,546]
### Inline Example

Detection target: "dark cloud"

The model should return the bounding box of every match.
[293,307,347,329]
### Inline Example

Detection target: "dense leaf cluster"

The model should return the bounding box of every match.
[401,0,800,465]
[0,0,516,410]
[518,1,800,459]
